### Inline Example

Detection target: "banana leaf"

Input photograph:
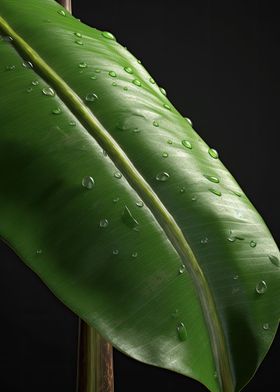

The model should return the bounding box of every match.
[0,0,279,391]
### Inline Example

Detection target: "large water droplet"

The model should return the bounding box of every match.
[185,117,193,126]
[162,152,169,158]
[136,200,144,208]
[122,206,139,229]
[75,39,83,45]
[52,107,62,115]
[255,280,267,294]
[85,92,98,102]
[114,171,122,179]
[182,140,192,149]
[153,120,159,127]
[179,264,186,274]
[36,249,42,255]
[42,87,55,97]
[57,9,66,16]
[74,32,82,38]
[204,175,219,183]
[159,87,167,96]
[82,176,95,189]
[149,77,155,84]
[132,79,141,86]
[109,71,117,77]
[100,219,109,228]
[208,148,219,159]
[250,240,257,248]
[269,255,280,267]
[102,31,116,40]
[177,322,187,341]
[156,172,170,182]
[124,66,133,74]
[209,188,222,196]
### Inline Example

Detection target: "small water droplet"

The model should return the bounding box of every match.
[162,152,169,158]
[114,171,122,179]
[132,79,141,86]
[132,252,138,258]
[179,264,186,274]
[180,187,185,194]
[227,230,236,242]
[26,87,33,93]
[123,86,128,91]
[233,274,239,280]
[85,92,98,102]
[200,237,208,244]
[255,280,267,294]
[113,197,119,203]
[185,117,193,126]
[149,77,155,84]
[36,249,42,255]
[109,71,117,77]
[208,148,219,159]
[124,66,133,74]
[101,31,116,40]
[209,188,222,197]
[153,120,159,127]
[159,87,167,96]
[90,75,97,80]
[250,240,257,248]
[2,35,13,42]
[74,32,82,38]
[75,39,83,45]
[167,139,173,144]
[156,172,170,182]
[112,82,117,86]
[269,255,280,267]
[52,107,62,115]
[136,200,144,208]
[122,206,139,229]
[32,80,39,86]
[164,103,171,110]
[82,176,95,189]
[100,219,109,228]
[78,62,87,68]
[177,322,187,341]
[191,196,197,201]
[95,69,101,73]
[204,175,219,183]
[6,64,16,71]
[233,190,242,197]
[263,323,269,330]
[137,59,141,64]
[57,9,66,16]
[113,249,119,255]
[22,60,33,68]
[42,87,55,97]
[182,140,192,149]
[69,121,76,126]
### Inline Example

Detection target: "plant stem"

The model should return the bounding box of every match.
[76,320,114,392]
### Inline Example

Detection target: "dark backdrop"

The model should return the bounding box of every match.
[0,0,279,391]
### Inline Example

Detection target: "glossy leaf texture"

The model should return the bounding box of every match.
[0,1,279,391]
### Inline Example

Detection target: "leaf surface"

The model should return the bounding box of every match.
[0,1,279,391]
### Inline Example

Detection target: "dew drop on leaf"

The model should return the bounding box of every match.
[204,175,219,183]
[57,9,66,16]
[162,152,169,158]
[177,322,187,341]
[85,92,98,102]
[122,206,139,229]
[255,280,267,294]
[263,323,269,330]
[149,77,155,84]
[124,66,133,74]
[163,103,171,110]
[269,255,280,267]
[179,264,186,274]
[159,87,167,96]
[153,120,159,127]
[136,200,144,208]
[209,188,222,196]
[52,107,62,115]
[132,79,141,87]
[42,87,55,97]
[82,176,95,190]
[74,32,82,38]
[101,31,116,40]
[75,39,83,45]
[182,140,192,149]
[99,219,109,228]
[78,62,87,68]
[22,60,33,68]
[185,117,193,126]
[200,237,208,245]
[250,240,257,248]
[132,252,138,258]
[109,71,117,77]
[156,172,170,182]
[113,249,119,255]
[208,148,219,159]
[114,171,122,179]
[32,80,39,86]
[36,249,42,255]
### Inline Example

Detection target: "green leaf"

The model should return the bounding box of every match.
[0,1,279,391]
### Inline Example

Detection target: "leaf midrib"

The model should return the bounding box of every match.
[0,14,233,392]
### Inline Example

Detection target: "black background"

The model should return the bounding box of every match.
[0,0,279,391]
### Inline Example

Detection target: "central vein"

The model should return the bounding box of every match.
[0,14,234,392]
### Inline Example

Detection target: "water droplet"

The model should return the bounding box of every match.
[153,120,159,127]
[122,206,139,229]
[204,175,219,183]
[200,237,208,244]
[209,188,222,197]
[74,32,82,38]
[112,82,117,87]
[179,264,186,274]
[208,148,219,159]
[113,249,119,255]
[2,35,13,42]
[113,197,119,203]
[22,60,33,68]
[263,323,269,330]
[109,71,116,77]
[42,87,55,97]
[167,140,173,144]
[137,59,141,64]
[250,240,257,248]
[85,92,98,102]
[52,107,62,115]
[233,274,239,280]
[185,117,193,126]
[227,230,236,242]
[133,128,140,133]
[123,86,128,91]
[269,255,280,267]
[26,87,33,93]
[6,64,16,71]
[100,219,109,228]
[69,121,76,126]
[90,75,97,80]
[255,280,267,294]
[114,171,122,179]
[156,172,170,182]
[132,79,141,86]
[159,87,167,96]
[182,140,192,149]
[32,80,39,86]
[149,77,155,84]
[136,200,144,208]
[36,249,42,255]
[101,31,116,40]
[162,152,169,158]
[75,39,83,45]
[180,187,185,194]
[177,322,187,341]
[233,190,242,197]
[95,69,101,73]
[57,9,66,16]
[82,176,95,189]
[78,62,87,68]
[132,252,138,258]
[164,103,171,110]
[124,66,133,74]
